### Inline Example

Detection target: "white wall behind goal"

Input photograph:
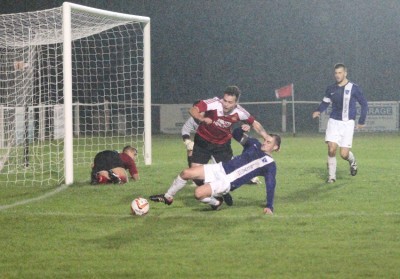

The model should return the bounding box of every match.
[160,104,192,134]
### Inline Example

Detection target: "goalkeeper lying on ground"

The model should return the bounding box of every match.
[150,127,280,214]
[90,146,139,185]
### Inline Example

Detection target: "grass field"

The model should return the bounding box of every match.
[1,133,399,278]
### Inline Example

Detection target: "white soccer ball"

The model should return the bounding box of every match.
[130,197,150,216]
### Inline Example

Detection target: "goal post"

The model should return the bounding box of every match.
[63,2,151,185]
[0,2,151,186]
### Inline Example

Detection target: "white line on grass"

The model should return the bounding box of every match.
[1,209,399,218]
[0,184,69,211]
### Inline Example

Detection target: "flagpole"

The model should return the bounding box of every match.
[291,83,296,137]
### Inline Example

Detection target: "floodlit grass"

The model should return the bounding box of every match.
[1,133,399,278]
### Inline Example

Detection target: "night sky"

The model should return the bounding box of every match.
[3,0,400,104]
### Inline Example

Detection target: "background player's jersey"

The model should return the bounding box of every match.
[195,97,255,144]
[181,117,199,138]
[222,128,277,210]
[317,81,368,125]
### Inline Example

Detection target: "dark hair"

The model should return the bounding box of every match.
[334,63,347,70]
[192,99,201,106]
[224,85,241,101]
[123,145,137,154]
[269,133,281,151]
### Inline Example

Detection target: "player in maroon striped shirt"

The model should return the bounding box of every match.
[150,85,269,206]
[190,85,268,168]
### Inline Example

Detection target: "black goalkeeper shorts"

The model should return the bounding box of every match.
[91,150,124,174]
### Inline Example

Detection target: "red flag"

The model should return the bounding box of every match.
[275,84,293,99]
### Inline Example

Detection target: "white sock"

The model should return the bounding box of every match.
[165,175,187,198]
[200,197,219,206]
[327,156,337,179]
[347,151,355,164]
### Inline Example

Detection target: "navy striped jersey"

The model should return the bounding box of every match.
[221,128,277,210]
[317,81,368,125]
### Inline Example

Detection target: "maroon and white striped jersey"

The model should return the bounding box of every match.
[195,97,255,144]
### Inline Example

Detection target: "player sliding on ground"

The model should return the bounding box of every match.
[181,86,269,206]
[150,127,281,214]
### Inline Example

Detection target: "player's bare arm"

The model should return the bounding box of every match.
[189,106,212,124]
[251,120,269,140]
[131,173,139,181]
[241,124,251,132]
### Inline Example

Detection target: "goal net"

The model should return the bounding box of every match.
[0,3,151,187]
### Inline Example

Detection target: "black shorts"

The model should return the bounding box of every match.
[191,133,232,164]
[91,150,124,174]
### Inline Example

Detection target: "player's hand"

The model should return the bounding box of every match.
[356,124,366,130]
[250,177,262,184]
[312,111,320,119]
[263,208,273,215]
[202,117,213,125]
[241,124,251,132]
[184,139,194,151]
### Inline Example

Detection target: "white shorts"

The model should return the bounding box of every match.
[203,163,231,196]
[325,118,355,148]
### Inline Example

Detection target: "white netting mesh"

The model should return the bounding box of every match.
[0,5,148,186]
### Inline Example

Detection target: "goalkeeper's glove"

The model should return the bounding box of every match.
[184,139,194,151]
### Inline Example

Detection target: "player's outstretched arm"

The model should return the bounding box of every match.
[232,127,248,144]
[251,120,269,140]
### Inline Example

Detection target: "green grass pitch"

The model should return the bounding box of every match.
[1,133,399,278]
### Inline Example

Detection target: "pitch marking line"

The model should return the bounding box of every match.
[1,209,399,218]
[0,184,69,211]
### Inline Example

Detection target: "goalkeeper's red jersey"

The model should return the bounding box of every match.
[119,153,138,178]
[195,97,255,145]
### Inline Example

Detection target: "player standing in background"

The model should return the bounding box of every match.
[182,116,199,167]
[312,63,368,183]
[150,85,269,205]
[181,101,202,168]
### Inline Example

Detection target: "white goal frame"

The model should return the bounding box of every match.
[62,2,151,185]
[0,2,151,186]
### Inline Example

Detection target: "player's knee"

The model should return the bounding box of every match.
[340,151,349,160]
[194,187,204,200]
[180,169,191,180]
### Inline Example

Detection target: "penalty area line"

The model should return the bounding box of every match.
[0,184,69,211]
